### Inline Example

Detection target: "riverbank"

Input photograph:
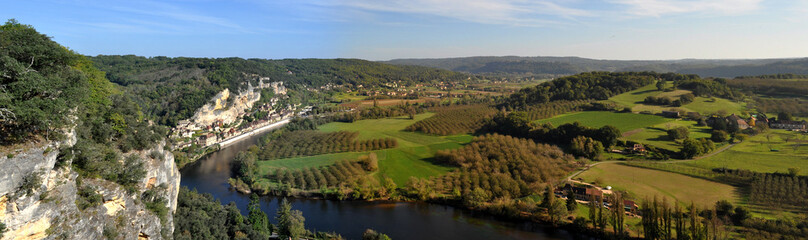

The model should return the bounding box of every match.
[181,136,577,240]
[219,118,290,148]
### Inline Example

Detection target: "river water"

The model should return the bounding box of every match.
[180,127,575,240]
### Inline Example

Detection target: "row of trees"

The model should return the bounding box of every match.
[639,197,749,240]
[479,112,621,159]
[500,71,657,110]
[754,98,808,117]
[675,78,741,100]
[523,100,593,121]
[728,77,808,98]
[257,130,397,160]
[273,160,370,190]
[644,93,695,107]
[749,172,808,209]
[404,104,497,135]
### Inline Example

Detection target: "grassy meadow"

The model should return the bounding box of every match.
[606,82,746,115]
[623,120,713,151]
[576,162,739,208]
[536,111,672,132]
[678,130,808,174]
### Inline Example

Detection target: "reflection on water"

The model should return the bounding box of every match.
[180,128,575,240]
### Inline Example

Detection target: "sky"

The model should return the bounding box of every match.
[2,0,807,60]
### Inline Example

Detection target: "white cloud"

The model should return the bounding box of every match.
[307,0,593,26]
[611,0,762,17]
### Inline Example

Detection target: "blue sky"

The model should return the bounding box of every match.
[3,0,807,60]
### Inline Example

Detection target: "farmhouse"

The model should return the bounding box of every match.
[661,111,680,118]
[770,120,808,131]
[561,184,603,201]
[727,114,750,130]
[623,200,639,213]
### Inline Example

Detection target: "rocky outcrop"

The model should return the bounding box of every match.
[191,78,284,127]
[0,132,181,240]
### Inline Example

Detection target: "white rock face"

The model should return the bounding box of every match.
[0,131,181,240]
[192,84,259,127]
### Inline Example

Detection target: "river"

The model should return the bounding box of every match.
[180,125,576,240]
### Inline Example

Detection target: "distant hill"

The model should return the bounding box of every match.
[385,56,808,78]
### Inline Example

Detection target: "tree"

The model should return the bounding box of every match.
[788,167,800,177]
[596,125,621,148]
[657,80,666,91]
[248,194,271,237]
[276,198,306,240]
[667,126,689,140]
[548,198,568,226]
[464,187,490,207]
[359,153,378,171]
[778,112,793,122]
[711,130,728,143]
[565,189,577,211]
[681,138,705,159]
[541,186,555,208]
[570,136,604,159]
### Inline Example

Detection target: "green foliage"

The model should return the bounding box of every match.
[667,126,689,140]
[91,55,470,126]
[711,130,729,143]
[174,187,264,240]
[680,138,715,159]
[570,136,604,159]
[0,20,89,143]
[358,153,378,171]
[119,155,146,192]
[142,185,169,222]
[17,171,42,196]
[362,229,392,240]
[0,222,6,239]
[501,71,656,110]
[276,198,306,240]
[76,184,103,210]
[232,151,258,185]
[247,194,271,238]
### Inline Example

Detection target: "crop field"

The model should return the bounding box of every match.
[623,120,713,151]
[258,113,471,185]
[678,130,808,174]
[576,162,739,208]
[536,111,672,132]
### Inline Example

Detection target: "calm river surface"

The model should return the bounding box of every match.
[180,127,575,240]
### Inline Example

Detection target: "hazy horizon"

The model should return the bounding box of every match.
[4,0,807,61]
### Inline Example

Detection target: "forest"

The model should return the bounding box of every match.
[500,71,656,110]
[91,55,473,126]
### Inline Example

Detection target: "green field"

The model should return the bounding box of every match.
[536,111,672,132]
[678,130,808,174]
[623,120,713,151]
[258,113,469,185]
[577,162,739,208]
[606,83,746,115]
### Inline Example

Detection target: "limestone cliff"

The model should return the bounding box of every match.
[0,131,181,240]
[191,78,285,127]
